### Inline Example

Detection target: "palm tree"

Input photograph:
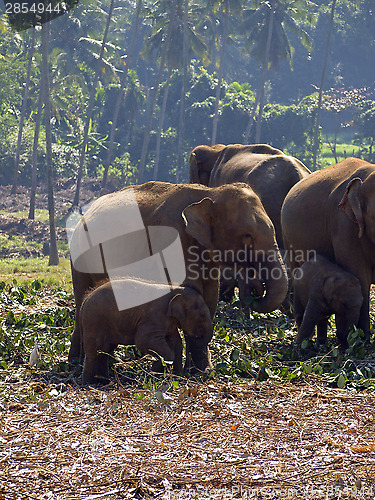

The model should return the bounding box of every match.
[243,0,317,143]
[209,0,242,145]
[41,21,59,266]
[102,0,143,188]
[72,0,116,208]
[177,0,189,181]
[11,28,36,195]
[29,60,43,220]
[312,0,337,170]
[139,0,207,182]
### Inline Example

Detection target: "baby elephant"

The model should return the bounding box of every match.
[80,279,213,384]
[293,255,363,350]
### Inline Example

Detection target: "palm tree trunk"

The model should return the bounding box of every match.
[312,0,337,171]
[102,0,142,188]
[41,22,59,266]
[138,2,176,183]
[255,7,274,143]
[72,0,116,207]
[11,28,35,195]
[28,74,43,220]
[176,0,189,182]
[211,0,228,145]
[153,69,172,180]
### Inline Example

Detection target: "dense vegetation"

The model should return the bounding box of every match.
[1,0,375,193]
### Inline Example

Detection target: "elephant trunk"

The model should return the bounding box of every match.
[250,249,288,313]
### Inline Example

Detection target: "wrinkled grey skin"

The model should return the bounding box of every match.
[69,181,288,372]
[189,144,226,185]
[282,157,375,340]
[293,255,363,350]
[208,144,311,249]
[80,279,213,384]
[189,143,311,307]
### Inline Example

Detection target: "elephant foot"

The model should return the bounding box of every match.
[314,339,328,351]
[68,330,82,363]
[184,351,212,376]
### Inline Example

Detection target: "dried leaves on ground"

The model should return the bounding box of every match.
[1,380,374,499]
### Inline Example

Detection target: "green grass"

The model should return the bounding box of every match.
[0,208,50,223]
[0,257,72,289]
[320,135,362,169]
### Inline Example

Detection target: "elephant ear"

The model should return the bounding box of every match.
[182,197,214,248]
[338,178,364,238]
[189,152,199,183]
[322,275,336,306]
[167,294,185,326]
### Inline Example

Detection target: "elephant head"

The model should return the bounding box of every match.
[168,289,213,340]
[182,183,288,313]
[189,144,226,185]
[339,172,375,244]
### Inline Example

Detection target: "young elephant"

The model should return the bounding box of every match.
[80,279,213,384]
[293,255,363,350]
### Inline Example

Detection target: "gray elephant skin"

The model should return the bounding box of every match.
[80,279,213,384]
[69,181,288,372]
[189,143,310,306]
[293,255,363,350]
[282,157,375,340]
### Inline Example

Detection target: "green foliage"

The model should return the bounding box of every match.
[1,278,375,393]
[353,100,375,162]
[97,152,137,189]
[209,301,375,391]
[0,280,74,377]
[260,102,315,163]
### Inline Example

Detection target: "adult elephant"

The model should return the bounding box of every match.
[189,144,226,185]
[68,181,288,372]
[189,143,310,306]
[281,157,375,340]
[204,143,311,246]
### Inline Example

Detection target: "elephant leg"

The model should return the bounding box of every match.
[82,352,97,385]
[296,299,320,345]
[168,331,183,375]
[95,352,111,382]
[357,293,370,341]
[152,329,183,374]
[335,314,350,351]
[292,291,304,328]
[69,268,94,363]
[316,318,329,345]
[333,240,370,340]
[136,327,175,373]
[184,277,217,373]
[184,335,212,373]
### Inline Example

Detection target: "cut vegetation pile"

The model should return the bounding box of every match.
[1,380,375,499]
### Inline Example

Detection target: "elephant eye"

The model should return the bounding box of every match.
[242,233,253,246]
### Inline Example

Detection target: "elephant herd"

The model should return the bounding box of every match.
[68,143,375,383]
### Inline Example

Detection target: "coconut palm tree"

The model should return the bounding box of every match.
[138,0,207,181]
[11,28,36,195]
[41,21,59,266]
[243,0,317,143]
[312,0,337,170]
[71,0,116,208]
[102,0,143,188]
[208,0,242,145]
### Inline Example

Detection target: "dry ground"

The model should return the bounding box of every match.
[1,379,375,499]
